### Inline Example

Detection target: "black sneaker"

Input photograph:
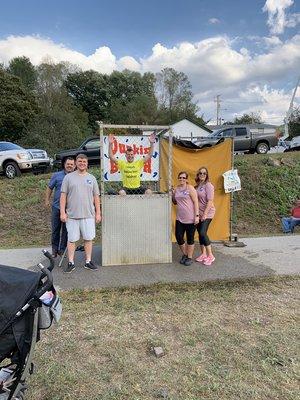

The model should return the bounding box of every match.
[184,257,193,266]
[84,261,98,271]
[179,254,187,264]
[65,262,75,273]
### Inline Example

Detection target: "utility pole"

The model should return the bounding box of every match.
[284,75,300,139]
[214,95,221,125]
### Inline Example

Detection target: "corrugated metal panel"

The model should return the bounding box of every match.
[102,194,172,266]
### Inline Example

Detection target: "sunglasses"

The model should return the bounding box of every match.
[178,176,187,179]
[198,172,207,175]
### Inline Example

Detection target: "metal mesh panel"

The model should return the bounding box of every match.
[102,194,171,266]
[98,123,173,266]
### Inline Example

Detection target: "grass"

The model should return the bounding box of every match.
[0,152,299,248]
[21,277,299,400]
[232,152,300,236]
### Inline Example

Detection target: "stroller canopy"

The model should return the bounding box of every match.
[0,265,42,334]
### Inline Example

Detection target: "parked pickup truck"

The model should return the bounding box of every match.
[195,125,279,154]
[0,141,50,179]
[53,136,100,169]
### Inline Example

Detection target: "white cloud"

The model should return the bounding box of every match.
[196,85,298,125]
[0,33,299,124]
[263,0,300,35]
[117,56,141,71]
[232,86,292,125]
[0,35,117,73]
[263,35,283,47]
[208,18,220,24]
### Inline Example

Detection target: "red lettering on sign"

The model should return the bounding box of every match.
[110,161,118,173]
[119,143,126,153]
[132,144,140,155]
[143,159,152,173]
[111,139,118,155]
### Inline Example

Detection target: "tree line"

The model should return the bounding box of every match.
[0,57,205,155]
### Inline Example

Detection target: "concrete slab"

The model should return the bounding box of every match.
[0,235,299,291]
[217,236,300,275]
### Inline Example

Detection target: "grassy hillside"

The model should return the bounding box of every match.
[233,152,300,236]
[0,152,299,248]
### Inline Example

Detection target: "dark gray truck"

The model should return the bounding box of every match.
[195,124,279,154]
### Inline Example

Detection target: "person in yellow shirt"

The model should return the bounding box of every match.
[108,133,156,195]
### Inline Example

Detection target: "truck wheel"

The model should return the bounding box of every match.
[4,161,22,179]
[256,142,269,154]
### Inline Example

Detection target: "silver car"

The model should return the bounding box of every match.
[0,142,50,179]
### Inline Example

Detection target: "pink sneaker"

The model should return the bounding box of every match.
[195,254,207,263]
[203,255,215,266]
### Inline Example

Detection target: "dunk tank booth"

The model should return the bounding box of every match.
[98,123,173,266]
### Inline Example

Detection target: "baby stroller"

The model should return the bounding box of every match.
[0,250,61,400]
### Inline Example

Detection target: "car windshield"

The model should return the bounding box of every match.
[291,136,300,146]
[209,130,222,137]
[0,142,24,151]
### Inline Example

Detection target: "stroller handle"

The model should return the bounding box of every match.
[42,249,55,271]
[34,262,53,299]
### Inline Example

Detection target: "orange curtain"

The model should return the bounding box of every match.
[160,139,232,241]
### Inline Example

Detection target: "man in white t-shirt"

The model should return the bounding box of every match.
[60,154,101,273]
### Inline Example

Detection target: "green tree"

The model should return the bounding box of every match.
[65,70,110,130]
[233,112,263,124]
[65,69,158,127]
[108,70,157,124]
[0,69,39,142]
[25,62,91,155]
[109,70,155,103]
[7,56,37,90]
[109,94,158,124]
[155,67,200,123]
[288,107,300,139]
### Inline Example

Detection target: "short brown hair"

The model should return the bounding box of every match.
[76,153,88,160]
[177,171,188,179]
[64,157,75,165]
[126,146,133,153]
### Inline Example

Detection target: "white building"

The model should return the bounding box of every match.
[143,118,212,140]
[171,118,212,139]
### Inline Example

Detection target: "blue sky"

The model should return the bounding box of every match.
[0,0,288,56]
[0,0,299,124]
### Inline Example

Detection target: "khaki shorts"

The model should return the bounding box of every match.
[66,218,95,242]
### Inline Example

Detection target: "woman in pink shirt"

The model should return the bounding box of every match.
[172,171,199,266]
[195,167,216,266]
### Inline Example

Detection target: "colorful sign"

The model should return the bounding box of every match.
[223,169,241,193]
[102,135,159,181]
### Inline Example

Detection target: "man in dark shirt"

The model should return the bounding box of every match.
[45,158,75,257]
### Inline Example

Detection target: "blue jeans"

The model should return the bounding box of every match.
[51,206,67,253]
[281,217,300,233]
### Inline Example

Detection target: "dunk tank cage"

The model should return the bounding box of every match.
[98,123,173,266]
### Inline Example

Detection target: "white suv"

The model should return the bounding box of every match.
[0,141,50,179]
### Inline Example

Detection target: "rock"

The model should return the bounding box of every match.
[153,346,164,358]
[155,387,169,398]
[267,157,281,167]
[280,158,294,167]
